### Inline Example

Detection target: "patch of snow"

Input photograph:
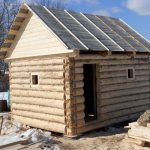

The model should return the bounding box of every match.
[0,128,52,146]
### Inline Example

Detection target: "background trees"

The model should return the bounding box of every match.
[0,0,65,45]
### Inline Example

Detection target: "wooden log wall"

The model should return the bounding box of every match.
[73,54,150,134]
[10,58,67,133]
[64,58,85,136]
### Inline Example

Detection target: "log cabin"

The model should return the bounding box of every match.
[0,3,150,137]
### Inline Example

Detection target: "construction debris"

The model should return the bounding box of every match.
[125,110,150,147]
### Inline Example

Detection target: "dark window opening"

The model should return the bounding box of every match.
[127,68,134,79]
[83,64,97,122]
[32,75,38,85]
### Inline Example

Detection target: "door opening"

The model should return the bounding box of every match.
[83,64,97,122]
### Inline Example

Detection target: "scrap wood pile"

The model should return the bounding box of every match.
[125,110,150,147]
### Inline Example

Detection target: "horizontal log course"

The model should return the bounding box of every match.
[99,64,149,72]
[11,90,64,100]
[10,79,30,84]
[65,88,84,96]
[75,54,148,60]
[99,81,149,92]
[11,65,64,72]
[66,103,85,115]
[10,71,64,79]
[65,96,85,106]
[65,81,84,89]
[66,111,85,121]
[11,96,64,109]
[99,86,149,99]
[12,109,65,124]
[10,59,64,67]
[39,79,64,85]
[12,115,65,133]
[98,70,149,79]
[74,68,83,74]
[74,74,84,81]
[10,84,64,92]
[98,75,149,85]
[75,59,148,67]
[11,103,64,116]
[100,99,149,113]
[100,93,150,106]
[74,113,140,135]
[99,105,149,121]
[66,119,85,128]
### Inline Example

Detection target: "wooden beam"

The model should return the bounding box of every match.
[16,13,28,18]
[11,25,20,31]
[2,43,11,48]
[5,39,14,43]
[99,51,111,57]
[13,22,22,26]
[9,30,18,35]
[125,51,136,57]
[19,8,29,14]
[0,47,8,52]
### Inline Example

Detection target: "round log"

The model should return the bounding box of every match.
[11,96,64,109]
[12,110,65,124]
[12,115,65,133]
[12,103,64,116]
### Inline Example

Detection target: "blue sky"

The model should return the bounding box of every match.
[63,0,150,40]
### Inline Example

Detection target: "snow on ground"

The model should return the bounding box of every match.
[0,128,51,146]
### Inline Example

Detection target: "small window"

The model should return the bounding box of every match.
[127,68,134,79]
[31,74,39,86]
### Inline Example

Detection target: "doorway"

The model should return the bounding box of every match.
[83,64,97,122]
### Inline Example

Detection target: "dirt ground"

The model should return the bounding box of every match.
[1,115,150,150]
[55,127,150,150]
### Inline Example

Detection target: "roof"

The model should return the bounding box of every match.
[1,4,150,59]
[29,5,150,53]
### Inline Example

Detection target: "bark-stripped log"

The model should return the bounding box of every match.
[99,105,149,121]
[12,110,65,124]
[11,65,64,72]
[100,93,150,106]
[11,59,64,67]
[11,71,64,79]
[100,99,149,113]
[11,96,64,109]
[10,84,64,92]
[99,81,149,92]
[39,79,64,85]
[11,90,64,100]
[100,87,149,99]
[12,115,65,133]
[12,103,64,116]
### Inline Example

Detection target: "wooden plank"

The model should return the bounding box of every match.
[128,126,150,143]
[123,137,145,146]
